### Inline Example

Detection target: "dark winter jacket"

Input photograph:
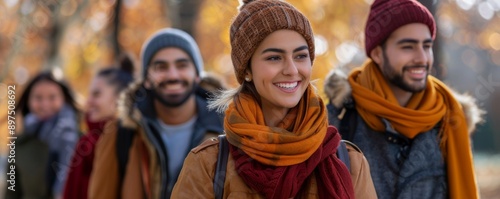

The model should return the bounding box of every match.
[5,104,79,199]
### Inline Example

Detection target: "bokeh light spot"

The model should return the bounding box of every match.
[489,32,500,50]
[478,2,495,20]
[33,10,49,28]
[456,0,477,10]
[314,35,328,56]
[14,66,29,85]
[335,42,359,64]
[4,0,19,8]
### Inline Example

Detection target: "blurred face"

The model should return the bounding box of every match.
[86,76,119,122]
[371,23,434,93]
[249,29,311,125]
[145,47,200,107]
[28,80,65,120]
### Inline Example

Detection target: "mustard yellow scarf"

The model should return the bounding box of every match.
[224,85,328,166]
[348,60,478,199]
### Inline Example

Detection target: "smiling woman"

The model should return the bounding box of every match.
[248,30,312,126]
[170,0,376,198]
[63,55,135,199]
[6,71,80,199]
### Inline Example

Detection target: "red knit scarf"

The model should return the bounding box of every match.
[230,127,353,199]
[63,114,111,199]
[226,86,354,199]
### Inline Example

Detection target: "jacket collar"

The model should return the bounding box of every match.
[194,94,223,133]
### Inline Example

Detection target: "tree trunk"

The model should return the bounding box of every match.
[43,1,63,70]
[164,0,204,38]
[111,0,123,59]
[418,0,444,80]
[43,0,90,70]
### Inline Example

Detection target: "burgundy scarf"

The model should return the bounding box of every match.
[230,126,354,199]
[63,114,110,199]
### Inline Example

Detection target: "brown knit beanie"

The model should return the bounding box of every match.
[230,0,315,84]
[365,0,436,58]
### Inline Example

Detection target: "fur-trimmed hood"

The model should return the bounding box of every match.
[117,73,226,129]
[324,69,485,134]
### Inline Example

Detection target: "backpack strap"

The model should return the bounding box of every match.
[336,140,351,172]
[214,134,229,199]
[116,121,135,193]
[339,100,357,142]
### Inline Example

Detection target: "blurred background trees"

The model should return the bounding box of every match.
[1,0,499,196]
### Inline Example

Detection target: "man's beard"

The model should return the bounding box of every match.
[381,50,429,93]
[148,79,198,108]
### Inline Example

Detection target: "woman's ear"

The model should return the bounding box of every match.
[244,69,252,82]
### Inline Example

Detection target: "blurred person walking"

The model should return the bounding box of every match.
[324,0,482,198]
[62,54,135,199]
[171,0,376,198]
[5,71,81,199]
[89,28,224,199]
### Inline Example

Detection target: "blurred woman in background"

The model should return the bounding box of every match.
[63,54,135,199]
[6,71,81,199]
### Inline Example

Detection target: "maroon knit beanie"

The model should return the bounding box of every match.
[365,0,436,57]
[230,0,315,85]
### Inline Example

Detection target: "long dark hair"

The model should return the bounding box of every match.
[16,71,79,117]
[96,53,135,93]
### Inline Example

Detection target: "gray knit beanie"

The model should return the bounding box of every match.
[141,28,204,78]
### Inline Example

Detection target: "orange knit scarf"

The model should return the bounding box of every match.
[224,85,328,166]
[348,60,478,199]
